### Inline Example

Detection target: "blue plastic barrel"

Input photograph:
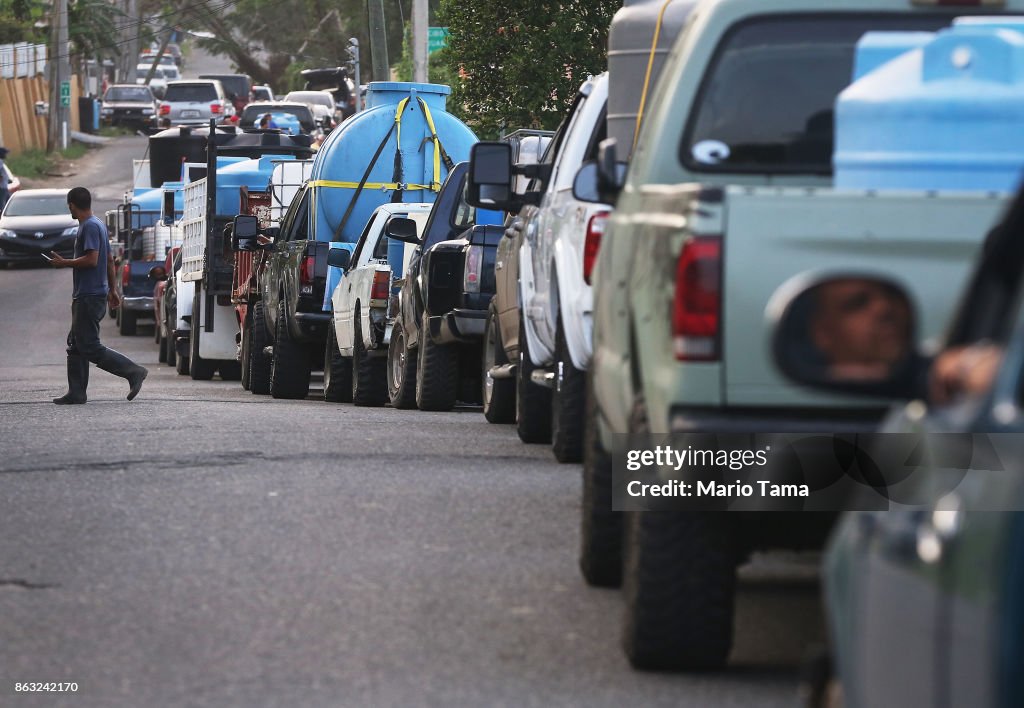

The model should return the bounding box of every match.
[835,20,1024,191]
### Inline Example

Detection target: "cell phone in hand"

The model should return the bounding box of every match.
[40,253,54,262]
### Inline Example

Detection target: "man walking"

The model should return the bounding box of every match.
[49,187,147,404]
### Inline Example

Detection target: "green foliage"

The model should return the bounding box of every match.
[393,23,457,90]
[7,143,89,181]
[438,0,618,137]
[0,0,44,44]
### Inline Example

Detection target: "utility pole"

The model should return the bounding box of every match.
[48,0,70,152]
[367,0,389,82]
[412,0,428,83]
[124,0,139,83]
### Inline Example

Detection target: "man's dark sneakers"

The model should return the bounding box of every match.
[127,367,148,401]
[53,393,87,405]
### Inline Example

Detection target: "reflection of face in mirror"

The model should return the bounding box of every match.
[809,279,912,381]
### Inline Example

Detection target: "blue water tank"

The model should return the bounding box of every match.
[214,154,291,216]
[313,81,478,310]
[835,21,1024,191]
[852,31,934,81]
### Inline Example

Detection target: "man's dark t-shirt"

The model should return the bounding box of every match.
[73,215,109,299]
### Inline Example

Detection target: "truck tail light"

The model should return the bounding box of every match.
[210,103,222,115]
[463,245,483,293]
[672,236,721,361]
[371,270,390,300]
[583,211,610,285]
[159,103,170,115]
[122,262,130,288]
[300,255,315,285]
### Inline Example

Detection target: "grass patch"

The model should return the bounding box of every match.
[98,125,134,138]
[7,144,93,180]
[5,149,52,179]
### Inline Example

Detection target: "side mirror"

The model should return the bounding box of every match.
[768,274,921,397]
[148,265,167,281]
[467,141,520,211]
[384,216,420,244]
[328,247,351,270]
[232,214,260,251]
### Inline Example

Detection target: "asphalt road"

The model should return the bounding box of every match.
[0,129,825,708]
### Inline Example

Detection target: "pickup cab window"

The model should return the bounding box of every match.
[280,189,310,242]
[682,14,949,175]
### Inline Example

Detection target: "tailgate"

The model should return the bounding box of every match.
[722,186,1008,406]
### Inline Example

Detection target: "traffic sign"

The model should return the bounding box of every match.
[59,81,70,108]
[428,27,449,54]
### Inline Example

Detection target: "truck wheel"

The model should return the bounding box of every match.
[189,293,217,381]
[551,317,585,462]
[219,362,242,381]
[579,373,623,587]
[324,319,353,403]
[622,511,736,671]
[415,312,457,411]
[119,309,137,336]
[175,347,189,376]
[516,319,552,443]
[387,318,417,409]
[351,307,388,407]
[482,303,514,423]
[167,331,177,368]
[270,299,310,399]
[240,311,252,390]
[248,301,272,395]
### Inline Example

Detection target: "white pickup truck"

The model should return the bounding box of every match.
[325,203,433,406]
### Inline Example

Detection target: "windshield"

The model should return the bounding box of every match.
[200,75,250,99]
[164,83,217,102]
[4,195,71,217]
[105,87,152,102]
[682,14,950,174]
[286,92,334,109]
[241,105,314,130]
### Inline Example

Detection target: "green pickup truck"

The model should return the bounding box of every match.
[575,0,1024,671]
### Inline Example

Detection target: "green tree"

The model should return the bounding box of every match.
[438,0,617,138]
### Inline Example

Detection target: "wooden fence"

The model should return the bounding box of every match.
[0,75,82,154]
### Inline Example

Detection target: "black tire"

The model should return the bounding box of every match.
[387,318,417,409]
[551,316,586,462]
[167,330,177,368]
[189,291,217,381]
[351,306,388,407]
[248,301,272,395]
[175,348,189,376]
[157,329,168,363]
[118,308,137,336]
[482,303,515,424]
[621,511,736,671]
[240,309,252,391]
[219,361,242,381]
[579,373,623,588]
[270,299,310,399]
[415,311,458,411]
[516,319,552,443]
[324,319,353,403]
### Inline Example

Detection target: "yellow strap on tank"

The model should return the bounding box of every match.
[310,179,434,191]
[394,97,410,152]
[634,0,675,152]
[417,98,443,191]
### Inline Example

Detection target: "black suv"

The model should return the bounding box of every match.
[384,162,505,411]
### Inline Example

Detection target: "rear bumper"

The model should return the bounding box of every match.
[291,312,330,342]
[668,407,885,434]
[428,308,486,345]
[121,296,155,312]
